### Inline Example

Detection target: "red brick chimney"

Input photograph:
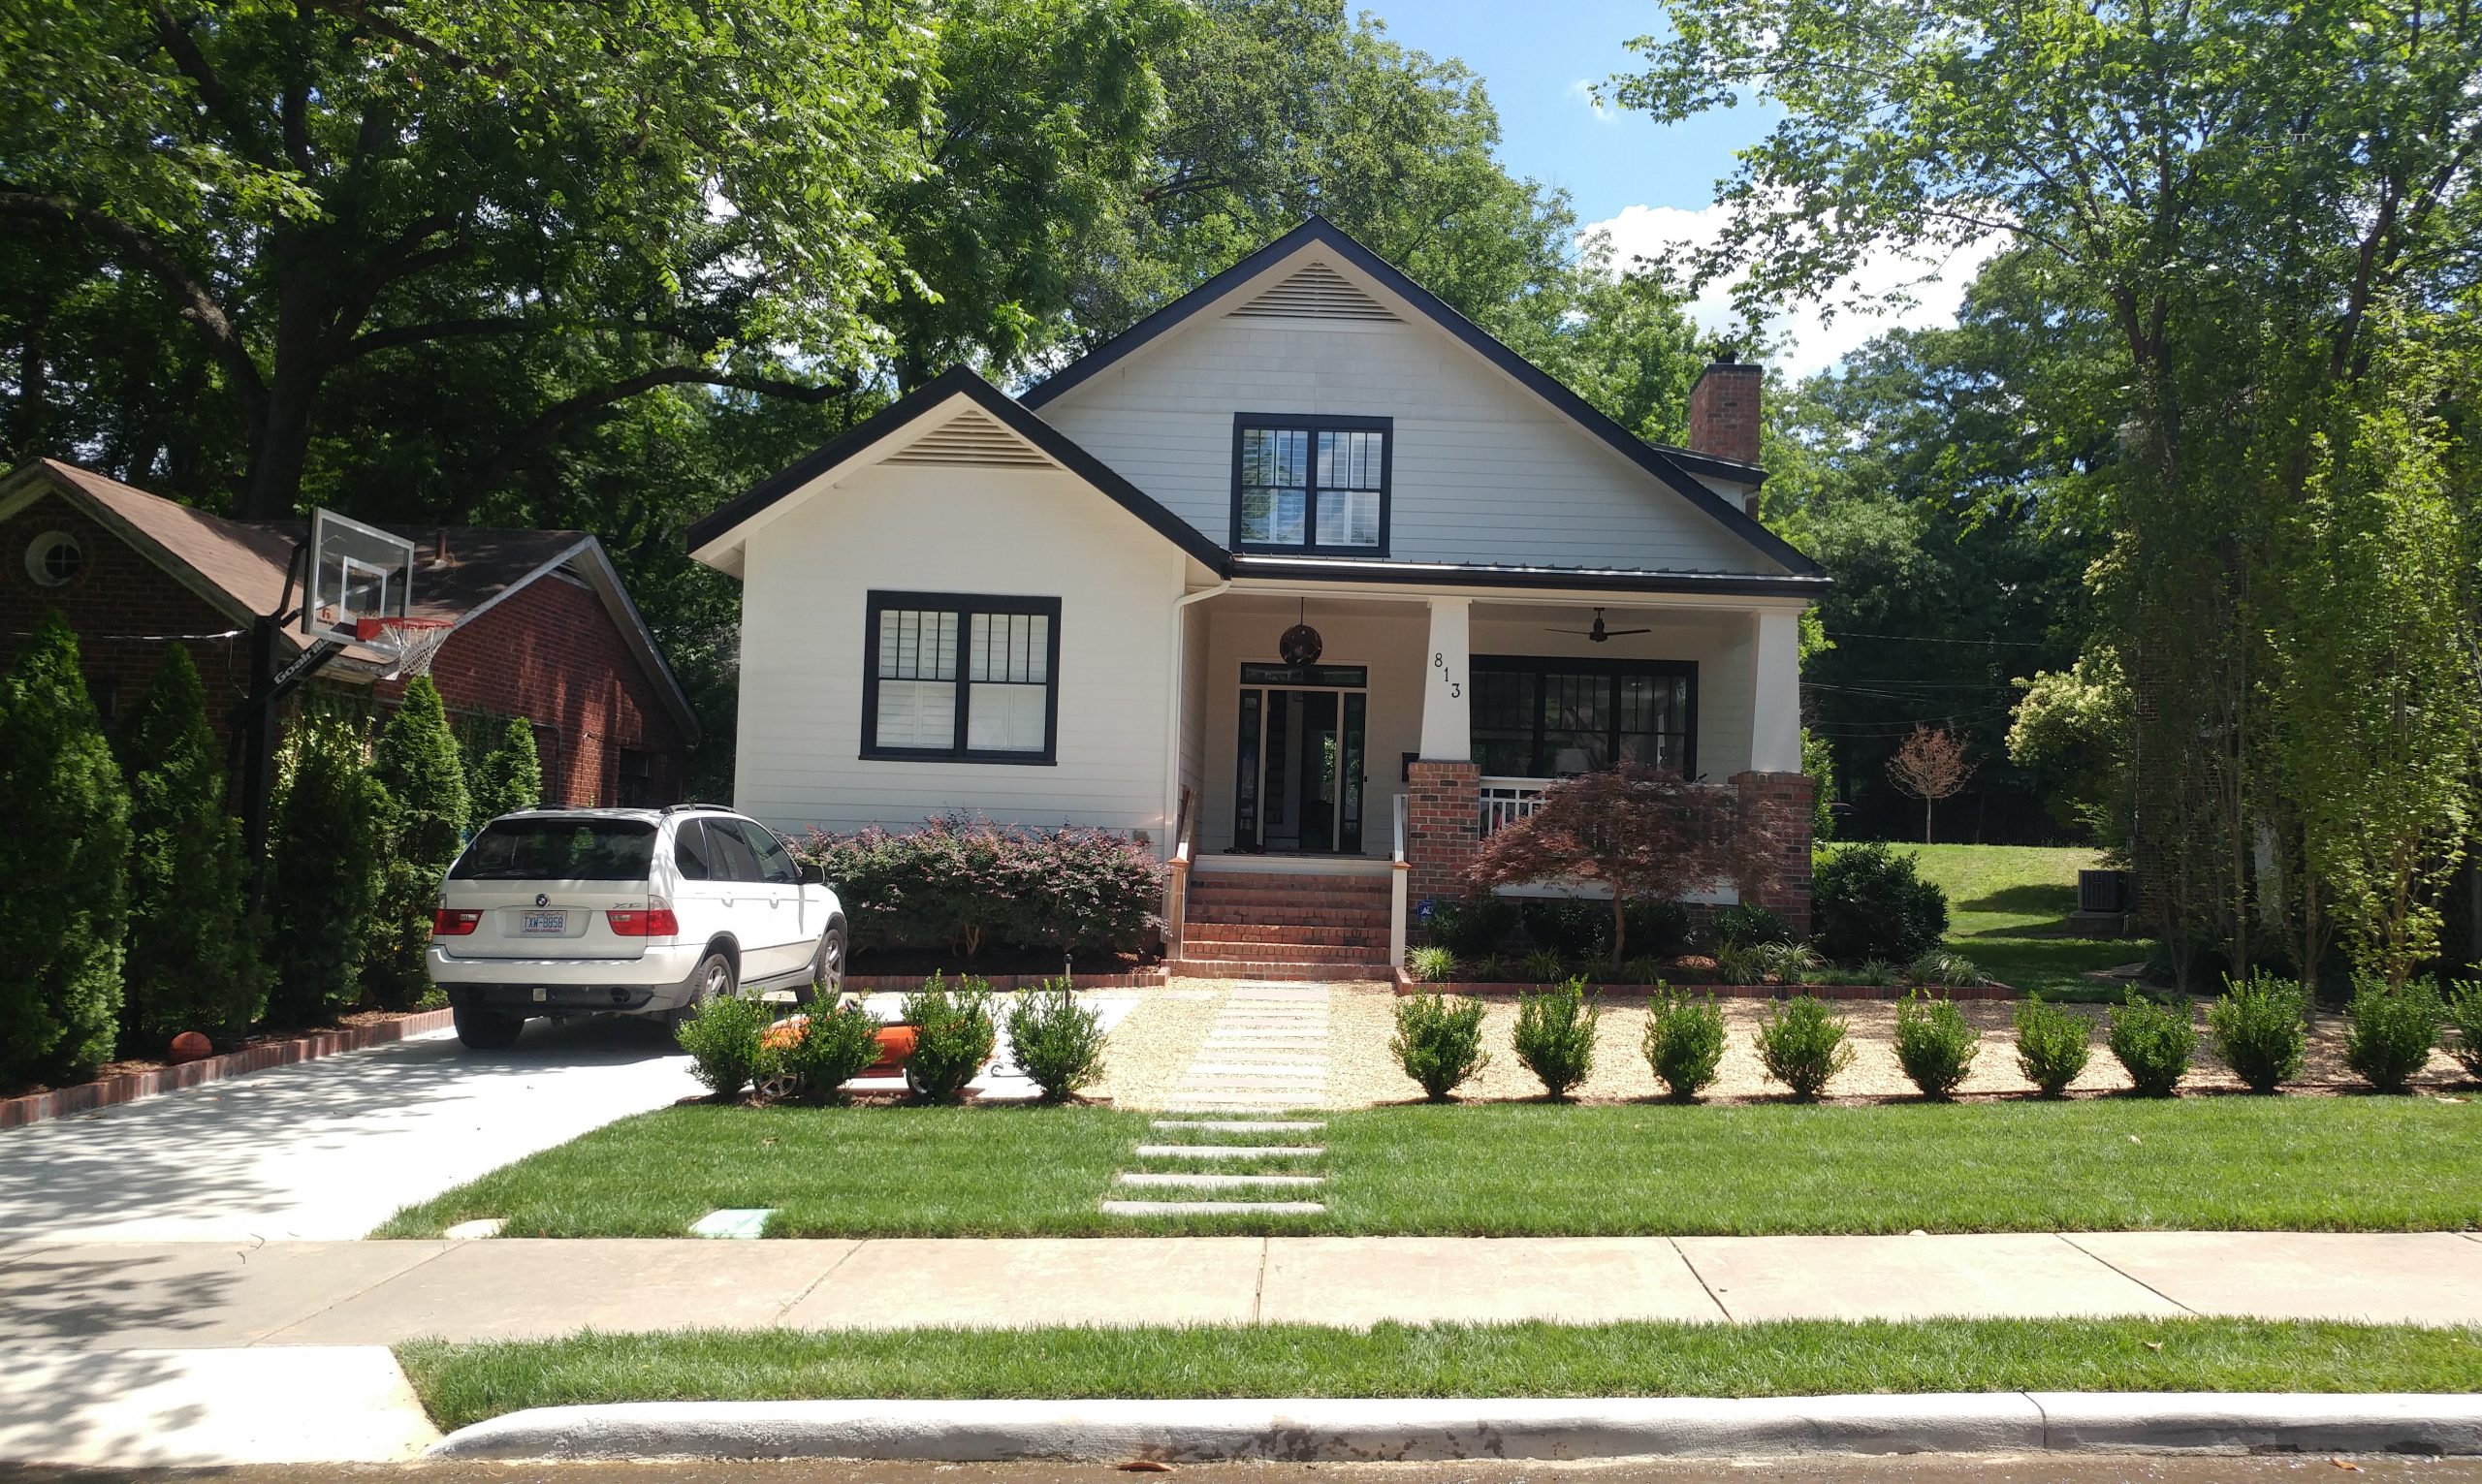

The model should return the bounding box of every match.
[1686,358,1763,469]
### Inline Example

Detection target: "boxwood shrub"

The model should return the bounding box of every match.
[1811,842,1949,966]
[800,815,1162,959]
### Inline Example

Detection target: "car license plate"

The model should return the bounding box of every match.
[521,910,568,934]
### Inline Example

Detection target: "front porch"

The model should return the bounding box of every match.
[1162,585,1815,978]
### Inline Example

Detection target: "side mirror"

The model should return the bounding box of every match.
[800,860,825,887]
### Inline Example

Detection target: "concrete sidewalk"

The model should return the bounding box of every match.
[6,1231,2481,1347]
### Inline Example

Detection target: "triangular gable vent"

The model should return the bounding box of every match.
[1227,261,1400,323]
[883,409,1056,468]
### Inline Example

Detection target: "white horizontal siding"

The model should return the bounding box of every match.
[1040,270,1781,575]
[733,462,1184,845]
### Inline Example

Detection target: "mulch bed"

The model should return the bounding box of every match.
[1396,971,2014,1000]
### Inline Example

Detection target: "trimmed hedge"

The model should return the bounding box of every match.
[798,815,1162,959]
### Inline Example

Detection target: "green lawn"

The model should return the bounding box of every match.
[398,1318,2482,1431]
[377,1095,2482,1240]
[1897,842,2149,1000]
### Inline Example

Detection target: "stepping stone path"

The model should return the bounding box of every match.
[1099,983,1332,1218]
[1099,1117,1329,1217]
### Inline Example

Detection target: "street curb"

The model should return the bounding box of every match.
[0,1009,455,1130]
[427,1393,2482,1462]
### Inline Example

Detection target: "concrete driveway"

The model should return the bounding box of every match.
[0,1017,700,1243]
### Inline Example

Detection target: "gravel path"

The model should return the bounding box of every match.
[1090,986,1223,1109]
[1111,980,2475,1108]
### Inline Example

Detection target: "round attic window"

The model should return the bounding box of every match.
[25,530,82,587]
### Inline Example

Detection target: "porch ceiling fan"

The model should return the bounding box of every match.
[1545,607,1652,644]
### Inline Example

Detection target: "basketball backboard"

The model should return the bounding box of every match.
[303,509,415,644]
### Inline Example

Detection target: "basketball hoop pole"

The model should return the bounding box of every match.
[236,544,346,906]
[235,508,420,908]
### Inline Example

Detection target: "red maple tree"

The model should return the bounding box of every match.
[1464,765,1784,963]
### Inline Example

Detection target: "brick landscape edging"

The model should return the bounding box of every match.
[0,1008,456,1131]
[843,967,1170,993]
[1392,969,2015,999]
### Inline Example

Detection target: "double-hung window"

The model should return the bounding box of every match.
[862,591,1061,764]
[1470,656,1698,779]
[1232,414,1390,555]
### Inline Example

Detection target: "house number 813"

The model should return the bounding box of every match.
[1433,651,1461,699]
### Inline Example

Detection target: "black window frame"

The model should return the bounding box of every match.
[860,589,1063,766]
[1469,654,1700,780]
[1230,413,1392,557]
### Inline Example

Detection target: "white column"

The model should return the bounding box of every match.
[1749,608,1802,774]
[1419,596,1471,761]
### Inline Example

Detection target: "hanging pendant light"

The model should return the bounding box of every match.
[1279,598,1324,666]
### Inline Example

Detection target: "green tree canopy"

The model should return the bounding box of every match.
[0,0,937,518]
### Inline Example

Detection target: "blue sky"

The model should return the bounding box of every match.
[1357,0,1763,222]
[1359,0,2001,375]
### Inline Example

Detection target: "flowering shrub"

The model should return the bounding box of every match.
[799,814,1163,958]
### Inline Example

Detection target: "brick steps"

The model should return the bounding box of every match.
[1189,869,1391,896]
[1179,867,1396,981]
[1184,903,1390,928]
[1169,958,1392,982]
[1181,939,1384,964]
[1187,891,1389,914]
[1177,923,1388,948]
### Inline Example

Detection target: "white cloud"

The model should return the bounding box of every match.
[1581,203,2008,378]
[1566,79,1617,123]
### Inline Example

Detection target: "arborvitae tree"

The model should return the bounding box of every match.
[267,714,391,1024]
[365,676,470,1008]
[121,646,268,1051]
[0,613,131,1085]
[467,717,543,824]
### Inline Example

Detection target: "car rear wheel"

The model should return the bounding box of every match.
[453,1005,525,1051]
[670,951,737,1029]
[804,923,846,1003]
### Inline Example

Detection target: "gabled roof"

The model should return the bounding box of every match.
[0,459,700,741]
[1021,216,1816,577]
[684,365,1227,571]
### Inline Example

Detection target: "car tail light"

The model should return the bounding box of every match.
[607,907,680,936]
[431,908,482,937]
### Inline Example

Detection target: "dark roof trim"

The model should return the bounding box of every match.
[1649,443,1768,488]
[1023,216,1815,575]
[685,366,1227,572]
[1231,554,1831,599]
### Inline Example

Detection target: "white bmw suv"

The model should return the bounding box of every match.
[428,806,845,1050]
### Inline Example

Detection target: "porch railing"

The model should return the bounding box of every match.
[1479,775,1552,837]
[1388,792,1410,971]
[1164,784,1194,961]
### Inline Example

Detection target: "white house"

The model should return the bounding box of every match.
[688,218,1827,978]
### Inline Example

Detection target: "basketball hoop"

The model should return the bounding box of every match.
[356,616,455,678]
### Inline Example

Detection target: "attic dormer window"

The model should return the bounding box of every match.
[1232,414,1390,556]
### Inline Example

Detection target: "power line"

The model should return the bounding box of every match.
[1826,629,2054,647]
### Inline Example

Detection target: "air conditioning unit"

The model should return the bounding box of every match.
[2078,869,2135,914]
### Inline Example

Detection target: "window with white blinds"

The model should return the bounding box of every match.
[1233,415,1390,554]
[863,593,1060,762]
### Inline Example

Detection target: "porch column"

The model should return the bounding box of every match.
[1407,596,1480,929]
[1750,609,1801,774]
[1418,596,1471,761]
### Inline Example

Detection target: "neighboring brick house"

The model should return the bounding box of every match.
[0,458,699,807]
